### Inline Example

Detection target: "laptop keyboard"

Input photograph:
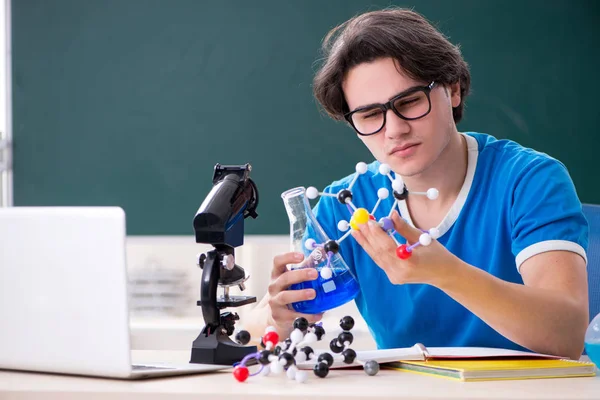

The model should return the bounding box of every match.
[132,364,175,371]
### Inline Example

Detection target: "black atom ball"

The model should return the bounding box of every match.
[340,316,355,331]
[301,346,314,359]
[330,338,344,354]
[293,317,309,332]
[393,186,409,201]
[258,350,271,365]
[324,240,340,254]
[235,330,251,345]
[318,352,334,367]
[338,331,354,347]
[313,362,330,378]
[284,338,292,350]
[342,348,357,364]
[313,325,326,340]
[273,346,282,356]
[278,352,295,369]
[337,189,353,205]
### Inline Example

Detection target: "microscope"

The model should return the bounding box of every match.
[190,163,259,365]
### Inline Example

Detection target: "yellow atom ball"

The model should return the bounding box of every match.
[353,208,370,225]
[349,217,359,230]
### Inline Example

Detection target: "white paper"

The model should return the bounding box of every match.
[295,343,425,370]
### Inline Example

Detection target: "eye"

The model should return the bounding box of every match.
[363,110,382,119]
[396,97,419,107]
[355,108,383,120]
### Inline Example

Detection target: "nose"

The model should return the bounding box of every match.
[383,109,410,139]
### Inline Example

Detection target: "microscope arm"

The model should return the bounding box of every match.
[200,249,221,329]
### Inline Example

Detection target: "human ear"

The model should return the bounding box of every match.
[449,82,461,108]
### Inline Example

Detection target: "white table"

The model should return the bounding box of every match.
[0,350,598,400]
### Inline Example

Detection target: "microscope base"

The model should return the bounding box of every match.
[190,330,257,365]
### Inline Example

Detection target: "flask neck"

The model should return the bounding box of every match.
[281,187,310,224]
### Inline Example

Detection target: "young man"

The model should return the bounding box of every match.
[247,8,589,359]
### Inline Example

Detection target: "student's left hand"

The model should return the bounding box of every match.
[351,210,463,286]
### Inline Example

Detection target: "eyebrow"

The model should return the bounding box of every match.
[350,84,425,112]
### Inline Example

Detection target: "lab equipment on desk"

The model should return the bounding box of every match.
[190,163,259,366]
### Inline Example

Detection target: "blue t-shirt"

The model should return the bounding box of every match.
[313,132,588,351]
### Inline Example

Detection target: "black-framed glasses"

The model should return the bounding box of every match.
[344,81,436,136]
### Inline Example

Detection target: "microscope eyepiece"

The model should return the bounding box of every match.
[193,164,258,248]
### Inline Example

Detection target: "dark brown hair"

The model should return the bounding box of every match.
[313,8,471,123]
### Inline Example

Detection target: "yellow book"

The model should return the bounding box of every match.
[388,358,597,381]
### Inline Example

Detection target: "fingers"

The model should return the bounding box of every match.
[353,219,395,249]
[351,227,367,248]
[391,211,422,243]
[268,268,318,296]
[267,254,327,331]
[271,307,324,327]
[365,219,393,241]
[268,288,323,326]
[269,287,316,307]
[272,252,304,279]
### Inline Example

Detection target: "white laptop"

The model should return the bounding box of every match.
[0,206,228,379]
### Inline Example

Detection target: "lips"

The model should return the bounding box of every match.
[389,143,420,155]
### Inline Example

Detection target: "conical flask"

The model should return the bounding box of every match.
[585,312,600,367]
[281,187,360,314]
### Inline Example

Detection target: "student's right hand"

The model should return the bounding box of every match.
[266,251,323,336]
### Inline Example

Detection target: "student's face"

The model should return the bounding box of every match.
[342,57,461,177]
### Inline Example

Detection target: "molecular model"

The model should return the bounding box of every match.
[232,316,379,383]
[305,162,441,266]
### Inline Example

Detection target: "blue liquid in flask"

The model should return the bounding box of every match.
[282,187,360,314]
[585,342,600,367]
[585,313,600,368]
[289,261,360,314]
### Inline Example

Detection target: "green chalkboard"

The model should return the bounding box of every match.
[12,0,599,235]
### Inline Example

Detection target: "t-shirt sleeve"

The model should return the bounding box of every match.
[511,158,588,272]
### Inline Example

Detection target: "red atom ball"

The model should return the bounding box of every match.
[396,244,412,259]
[369,214,375,220]
[233,366,250,382]
[263,331,279,347]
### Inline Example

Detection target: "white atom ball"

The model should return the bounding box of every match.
[392,178,404,192]
[295,370,309,383]
[320,267,333,280]
[260,365,271,376]
[290,328,304,343]
[419,233,432,246]
[295,352,307,363]
[427,188,439,200]
[286,366,297,380]
[306,186,319,199]
[305,238,316,250]
[379,164,391,175]
[377,188,389,200]
[338,220,349,232]
[303,331,318,344]
[429,227,440,239]
[356,162,368,174]
[270,360,283,374]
